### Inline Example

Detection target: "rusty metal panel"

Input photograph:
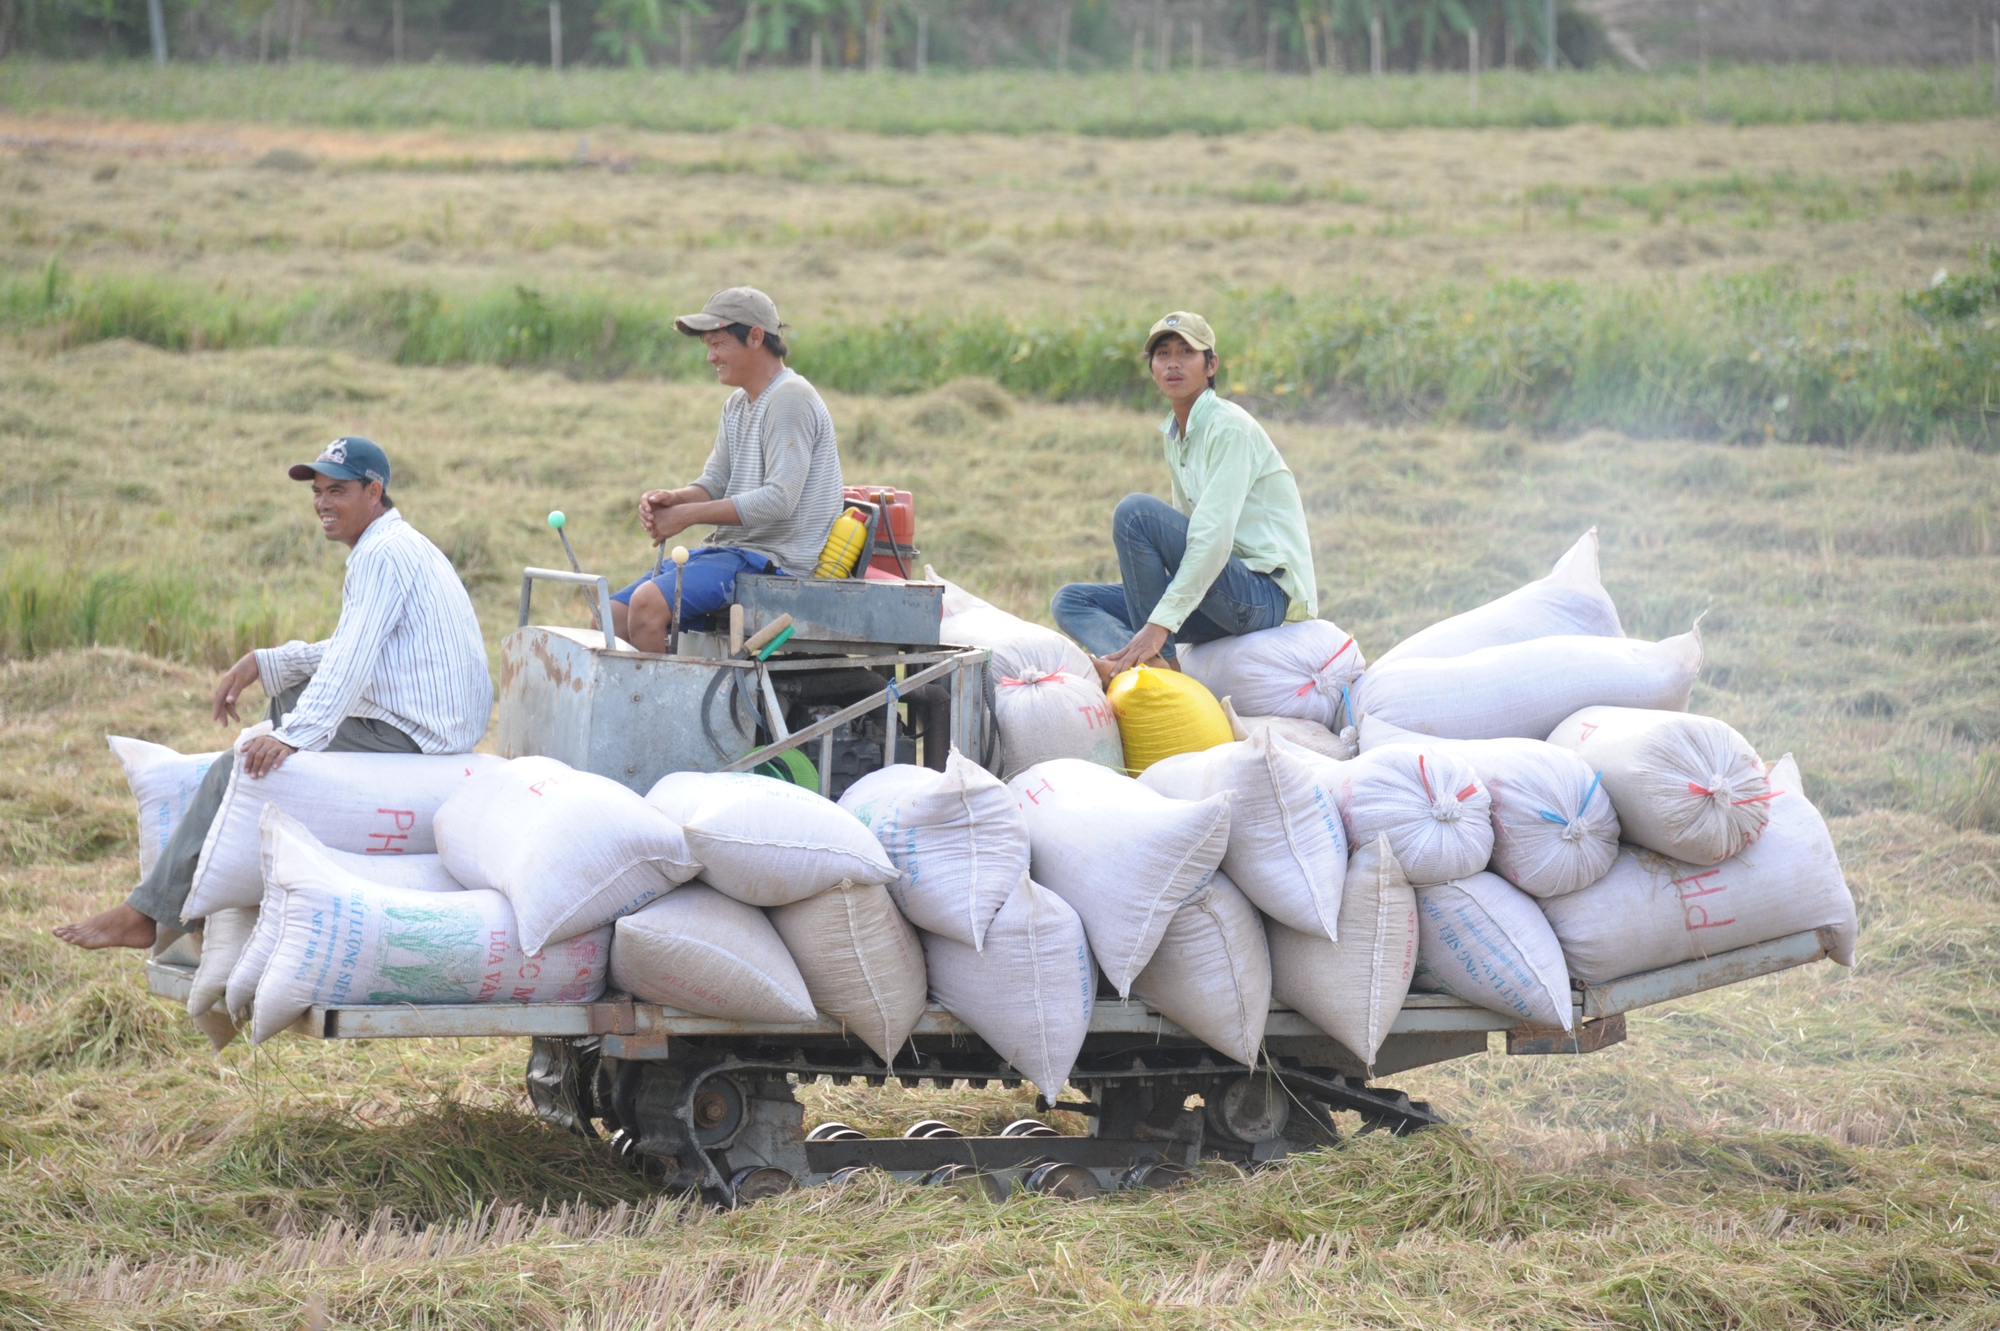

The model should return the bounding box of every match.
[310,1001,638,1041]
[735,575,942,648]
[145,959,194,1004]
[498,625,758,793]
[1578,929,1832,1020]
[1507,1013,1628,1056]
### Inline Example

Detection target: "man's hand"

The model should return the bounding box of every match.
[212,652,261,724]
[241,734,298,779]
[638,489,678,542]
[1096,622,1173,680]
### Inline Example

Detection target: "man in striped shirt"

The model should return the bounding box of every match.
[610,287,844,654]
[55,437,493,951]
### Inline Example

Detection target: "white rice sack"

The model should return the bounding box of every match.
[671,774,895,906]
[923,876,1094,1104]
[927,574,1124,779]
[1377,529,1623,665]
[838,750,1029,950]
[1547,706,1770,866]
[1177,619,1366,730]
[1008,758,1230,997]
[1360,716,1620,900]
[1335,744,1494,886]
[1539,755,1854,983]
[1355,628,1702,743]
[992,667,1125,780]
[1268,834,1419,1069]
[610,884,816,1022]
[186,904,256,1019]
[1224,697,1356,761]
[184,744,504,917]
[770,881,928,1063]
[250,821,611,1044]
[436,756,701,954]
[225,807,463,1022]
[108,736,223,878]
[1130,870,1270,1066]
[1139,730,1346,939]
[1411,871,1573,1031]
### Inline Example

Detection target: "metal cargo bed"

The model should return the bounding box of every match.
[147,927,1841,1204]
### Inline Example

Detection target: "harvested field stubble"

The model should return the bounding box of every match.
[1,340,1998,1324]
[2,114,1995,445]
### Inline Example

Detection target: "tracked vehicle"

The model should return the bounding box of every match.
[148,556,1844,1206]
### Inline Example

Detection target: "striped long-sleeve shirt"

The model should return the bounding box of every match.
[690,369,844,575]
[255,509,493,754]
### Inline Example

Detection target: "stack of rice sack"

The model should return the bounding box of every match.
[1341,528,1857,1027]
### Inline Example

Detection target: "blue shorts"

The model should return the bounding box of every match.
[612,547,787,620]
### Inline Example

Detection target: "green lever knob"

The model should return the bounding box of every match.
[547,510,566,530]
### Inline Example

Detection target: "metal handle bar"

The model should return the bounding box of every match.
[519,567,617,642]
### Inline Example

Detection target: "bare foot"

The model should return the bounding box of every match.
[1089,656,1118,687]
[1147,655,1179,672]
[53,903,158,951]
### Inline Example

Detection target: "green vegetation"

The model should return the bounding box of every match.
[4,60,1996,135]
[9,261,1996,448]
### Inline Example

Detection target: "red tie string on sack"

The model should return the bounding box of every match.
[1417,754,1434,802]
[1687,781,1781,808]
[1455,784,1479,801]
[1000,672,1067,688]
[1293,636,1358,698]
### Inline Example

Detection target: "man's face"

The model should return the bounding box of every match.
[311,474,385,545]
[701,327,765,386]
[1149,334,1213,402]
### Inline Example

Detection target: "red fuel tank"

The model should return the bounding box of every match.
[843,485,918,577]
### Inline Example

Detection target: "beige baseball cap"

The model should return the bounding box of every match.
[675,286,784,337]
[1145,310,1216,355]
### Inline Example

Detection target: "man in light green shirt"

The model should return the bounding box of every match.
[1053,311,1318,680]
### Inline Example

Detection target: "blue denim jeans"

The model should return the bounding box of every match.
[1051,493,1290,661]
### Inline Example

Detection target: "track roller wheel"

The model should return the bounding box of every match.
[729,1166,798,1206]
[827,1167,872,1185]
[999,1118,1058,1138]
[904,1119,963,1138]
[922,1163,1007,1202]
[1023,1162,1103,1200]
[807,1122,866,1141]
[1120,1161,1191,1190]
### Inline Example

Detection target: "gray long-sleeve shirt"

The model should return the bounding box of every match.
[254,509,493,754]
[689,369,844,574]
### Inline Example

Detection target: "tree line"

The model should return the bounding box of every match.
[0,0,1615,73]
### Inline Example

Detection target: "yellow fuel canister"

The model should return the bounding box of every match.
[813,508,869,579]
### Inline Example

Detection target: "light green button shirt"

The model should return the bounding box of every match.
[1151,389,1319,634]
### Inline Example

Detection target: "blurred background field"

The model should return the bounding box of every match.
[3,20,2000,1326]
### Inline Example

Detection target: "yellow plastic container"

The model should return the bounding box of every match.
[813,508,869,579]
[1106,665,1234,774]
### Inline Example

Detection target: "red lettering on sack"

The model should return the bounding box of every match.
[378,808,417,832]
[1018,778,1055,806]
[1077,701,1115,730]
[364,832,409,853]
[516,959,542,980]
[527,781,549,796]
[511,985,538,1002]
[1674,870,1737,930]
[1577,722,1598,741]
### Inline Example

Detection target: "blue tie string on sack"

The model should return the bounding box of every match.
[1538,772,1605,827]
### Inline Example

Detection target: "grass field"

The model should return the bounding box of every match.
[4,106,1997,443]
[6,60,1999,135]
[3,69,2000,1328]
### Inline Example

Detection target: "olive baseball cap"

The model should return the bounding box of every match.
[675,286,784,337]
[1145,311,1216,356]
[288,436,391,488]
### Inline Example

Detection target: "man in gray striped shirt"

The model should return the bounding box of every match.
[611,287,844,654]
[56,437,493,951]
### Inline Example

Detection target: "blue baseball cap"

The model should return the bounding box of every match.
[289,436,391,488]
